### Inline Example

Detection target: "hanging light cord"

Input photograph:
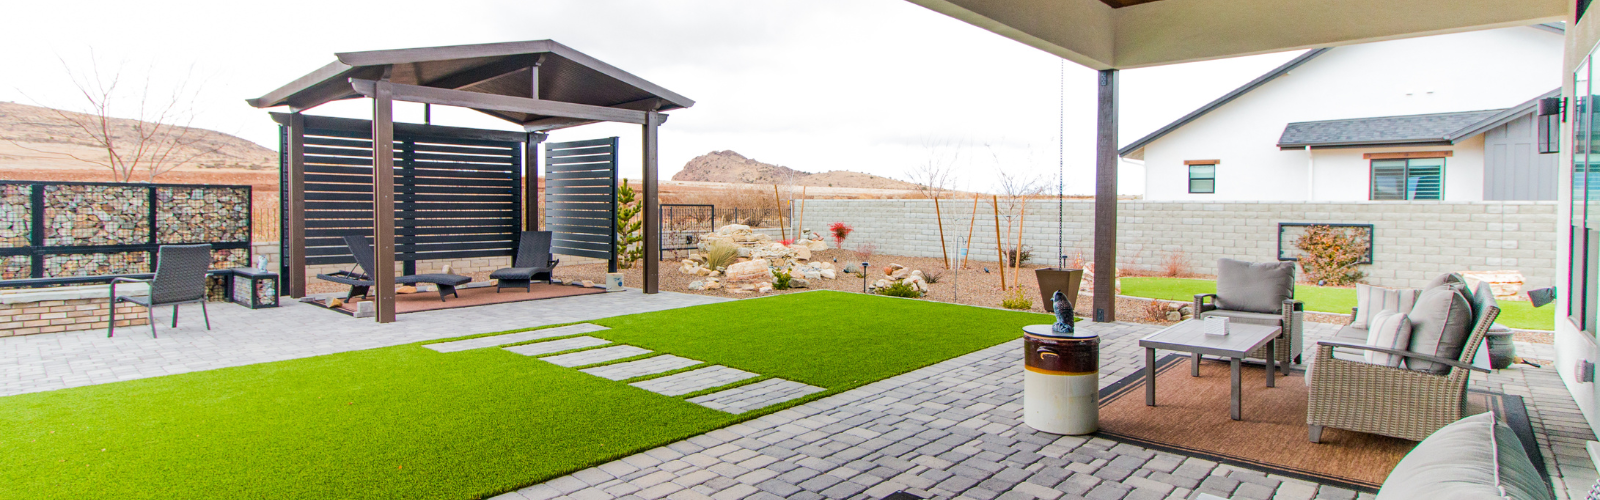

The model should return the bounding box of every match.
[1058,59,1066,268]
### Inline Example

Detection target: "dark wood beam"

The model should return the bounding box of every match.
[1093,69,1118,323]
[287,112,308,298]
[519,98,665,131]
[349,79,649,124]
[372,81,398,323]
[643,111,662,294]
[421,55,535,91]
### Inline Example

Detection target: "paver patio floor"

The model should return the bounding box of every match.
[0,289,729,397]
[500,321,1597,500]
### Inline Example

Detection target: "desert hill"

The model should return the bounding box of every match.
[0,101,277,177]
[673,150,925,191]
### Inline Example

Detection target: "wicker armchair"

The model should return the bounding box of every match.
[1306,281,1498,442]
[109,244,213,338]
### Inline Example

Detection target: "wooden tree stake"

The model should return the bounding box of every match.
[1015,199,1027,287]
[773,184,786,241]
[934,195,949,269]
[963,196,978,268]
[993,195,1005,291]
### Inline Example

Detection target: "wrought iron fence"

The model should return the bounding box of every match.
[661,204,714,255]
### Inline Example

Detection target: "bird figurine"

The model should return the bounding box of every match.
[1051,291,1075,334]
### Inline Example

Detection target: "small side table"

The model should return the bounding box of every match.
[229,268,280,309]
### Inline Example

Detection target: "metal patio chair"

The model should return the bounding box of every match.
[491,231,559,292]
[109,244,212,338]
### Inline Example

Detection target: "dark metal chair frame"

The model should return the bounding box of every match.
[317,234,470,302]
[491,231,559,292]
[109,244,213,338]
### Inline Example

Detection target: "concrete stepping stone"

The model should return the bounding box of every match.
[542,345,651,367]
[503,336,610,357]
[581,355,702,381]
[630,366,758,397]
[688,378,825,414]
[425,323,609,353]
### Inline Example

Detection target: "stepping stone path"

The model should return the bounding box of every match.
[503,336,610,357]
[630,365,758,397]
[687,378,825,414]
[581,355,703,381]
[430,323,825,414]
[542,345,651,367]
[424,323,609,353]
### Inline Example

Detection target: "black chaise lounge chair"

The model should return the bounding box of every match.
[490,231,559,292]
[109,244,213,338]
[317,234,471,302]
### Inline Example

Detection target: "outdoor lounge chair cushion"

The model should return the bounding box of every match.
[1333,324,1368,342]
[1214,258,1296,314]
[1364,309,1412,368]
[1197,309,1283,327]
[1405,286,1476,375]
[1374,412,1552,500]
[1424,272,1476,303]
[1352,284,1421,329]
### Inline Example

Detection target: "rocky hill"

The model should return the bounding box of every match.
[0,101,277,174]
[673,150,924,190]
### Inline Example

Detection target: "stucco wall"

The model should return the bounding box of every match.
[1137,27,1563,202]
[801,199,1556,291]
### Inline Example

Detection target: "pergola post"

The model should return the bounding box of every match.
[286,112,307,298]
[643,111,662,294]
[372,81,398,323]
[1092,69,1118,323]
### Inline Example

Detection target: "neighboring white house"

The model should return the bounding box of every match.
[1120,26,1564,202]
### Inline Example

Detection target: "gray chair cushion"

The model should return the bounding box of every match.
[1198,309,1283,326]
[1406,286,1475,375]
[1422,272,1465,291]
[1375,412,1552,500]
[1214,258,1295,314]
[1333,324,1368,342]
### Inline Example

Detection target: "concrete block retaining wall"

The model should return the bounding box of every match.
[0,287,150,337]
[799,199,1558,291]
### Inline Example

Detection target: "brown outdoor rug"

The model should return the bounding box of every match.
[327,283,607,315]
[1095,354,1545,493]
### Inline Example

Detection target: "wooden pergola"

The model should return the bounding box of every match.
[248,40,693,323]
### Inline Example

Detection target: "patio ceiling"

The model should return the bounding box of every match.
[906,0,1565,70]
[246,40,694,132]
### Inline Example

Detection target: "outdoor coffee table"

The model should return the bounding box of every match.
[1138,320,1284,421]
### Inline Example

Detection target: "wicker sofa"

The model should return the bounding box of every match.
[1306,279,1498,442]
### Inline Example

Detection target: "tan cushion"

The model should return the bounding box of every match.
[1364,309,1412,368]
[1375,412,1552,500]
[1406,286,1475,375]
[1353,284,1421,329]
[1214,258,1296,314]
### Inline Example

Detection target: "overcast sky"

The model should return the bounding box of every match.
[0,0,1302,194]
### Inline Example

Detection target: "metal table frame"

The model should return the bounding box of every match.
[1138,320,1285,420]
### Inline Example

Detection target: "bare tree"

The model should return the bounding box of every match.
[990,145,1046,284]
[904,140,964,199]
[13,53,219,182]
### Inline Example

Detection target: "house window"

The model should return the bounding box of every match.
[1188,163,1216,194]
[1370,158,1443,200]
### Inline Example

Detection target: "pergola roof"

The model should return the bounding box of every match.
[907,0,1564,70]
[246,40,693,131]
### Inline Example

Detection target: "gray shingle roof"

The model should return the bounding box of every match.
[1276,110,1507,148]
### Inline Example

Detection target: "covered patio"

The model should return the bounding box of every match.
[247,40,693,322]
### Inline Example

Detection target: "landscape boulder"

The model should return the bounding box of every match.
[724,259,775,284]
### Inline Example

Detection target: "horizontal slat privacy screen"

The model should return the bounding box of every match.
[292,119,524,267]
[544,137,618,270]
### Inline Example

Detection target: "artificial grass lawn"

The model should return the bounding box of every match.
[0,291,1047,499]
[1120,277,1555,331]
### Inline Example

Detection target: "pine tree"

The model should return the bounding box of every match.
[615,179,644,268]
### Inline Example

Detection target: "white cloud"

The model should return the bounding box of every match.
[0,0,1302,194]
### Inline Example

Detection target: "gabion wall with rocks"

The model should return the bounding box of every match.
[0,182,252,280]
